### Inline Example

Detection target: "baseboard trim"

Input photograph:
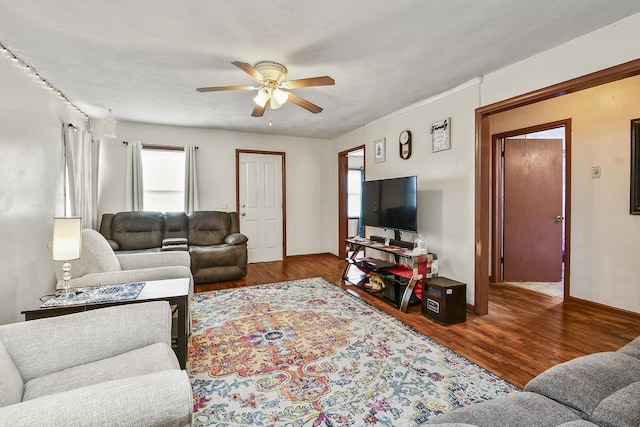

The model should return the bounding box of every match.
[566,296,640,322]
[285,252,340,260]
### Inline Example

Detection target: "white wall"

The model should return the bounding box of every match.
[97,121,334,256]
[0,50,88,324]
[331,82,480,303]
[330,12,640,312]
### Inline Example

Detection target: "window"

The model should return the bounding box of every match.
[347,168,362,218]
[141,146,185,212]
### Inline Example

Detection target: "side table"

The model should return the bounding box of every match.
[21,277,190,369]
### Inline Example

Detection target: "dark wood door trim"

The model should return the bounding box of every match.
[338,145,365,260]
[475,58,640,315]
[236,149,287,259]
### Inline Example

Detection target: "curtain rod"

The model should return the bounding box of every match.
[121,141,198,150]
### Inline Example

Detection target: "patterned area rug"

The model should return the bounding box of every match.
[189,277,519,426]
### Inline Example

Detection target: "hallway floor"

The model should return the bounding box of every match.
[503,281,563,298]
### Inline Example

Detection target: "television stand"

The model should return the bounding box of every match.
[342,237,432,312]
[368,235,414,250]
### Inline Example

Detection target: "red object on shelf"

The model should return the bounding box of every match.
[387,264,423,299]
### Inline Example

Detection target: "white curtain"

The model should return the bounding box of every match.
[184,145,200,212]
[63,124,99,229]
[125,141,144,211]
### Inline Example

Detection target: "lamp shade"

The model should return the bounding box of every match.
[253,88,270,108]
[52,217,82,261]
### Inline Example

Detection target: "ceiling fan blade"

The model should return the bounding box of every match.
[196,85,257,92]
[281,76,335,89]
[251,103,266,117]
[287,92,323,114]
[232,61,264,81]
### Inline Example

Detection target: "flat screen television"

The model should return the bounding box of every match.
[360,176,417,233]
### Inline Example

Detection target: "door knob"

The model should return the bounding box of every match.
[241,211,246,216]
[555,215,565,223]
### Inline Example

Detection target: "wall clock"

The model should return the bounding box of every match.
[399,130,412,159]
[431,118,451,152]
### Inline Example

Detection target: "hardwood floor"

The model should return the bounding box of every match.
[195,253,640,389]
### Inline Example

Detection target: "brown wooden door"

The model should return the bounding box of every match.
[503,138,563,281]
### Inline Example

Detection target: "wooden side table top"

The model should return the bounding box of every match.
[21,277,190,317]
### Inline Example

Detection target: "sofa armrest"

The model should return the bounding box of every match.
[58,266,193,291]
[225,232,248,245]
[0,302,172,382]
[107,239,120,250]
[0,370,193,427]
[117,251,191,270]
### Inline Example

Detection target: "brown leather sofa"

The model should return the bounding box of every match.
[99,211,248,284]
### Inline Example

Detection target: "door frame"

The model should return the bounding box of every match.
[338,145,366,260]
[475,58,640,315]
[235,149,287,259]
[491,120,571,298]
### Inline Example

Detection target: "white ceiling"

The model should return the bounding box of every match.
[1,1,640,139]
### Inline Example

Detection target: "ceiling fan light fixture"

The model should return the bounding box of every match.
[273,88,289,105]
[253,88,270,108]
[270,96,284,110]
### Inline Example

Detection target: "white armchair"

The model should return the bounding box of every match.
[53,229,193,294]
[0,301,193,427]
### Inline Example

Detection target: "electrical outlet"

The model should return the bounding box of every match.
[591,166,601,179]
[221,201,229,209]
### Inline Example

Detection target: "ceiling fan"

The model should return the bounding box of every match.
[197,61,335,118]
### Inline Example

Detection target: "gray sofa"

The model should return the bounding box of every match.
[0,302,193,427]
[424,335,640,427]
[99,211,248,284]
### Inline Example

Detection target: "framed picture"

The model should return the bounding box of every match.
[631,118,640,214]
[374,138,386,163]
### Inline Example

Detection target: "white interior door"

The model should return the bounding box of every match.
[238,152,283,263]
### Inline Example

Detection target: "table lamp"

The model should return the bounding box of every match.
[52,216,82,298]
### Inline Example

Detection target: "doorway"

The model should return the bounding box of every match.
[338,146,365,260]
[475,58,640,315]
[494,124,568,299]
[236,150,286,263]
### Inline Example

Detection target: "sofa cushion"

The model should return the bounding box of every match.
[424,392,586,427]
[590,381,640,427]
[1,370,193,427]
[618,336,640,360]
[112,211,164,250]
[0,340,23,407]
[188,211,234,245]
[525,352,640,420]
[55,229,121,282]
[22,342,178,401]
[163,212,188,239]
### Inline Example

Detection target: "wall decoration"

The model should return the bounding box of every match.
[374,138,386,163]
[631,118,640,214]
[431,118,451,152]
[399,130,412,159]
